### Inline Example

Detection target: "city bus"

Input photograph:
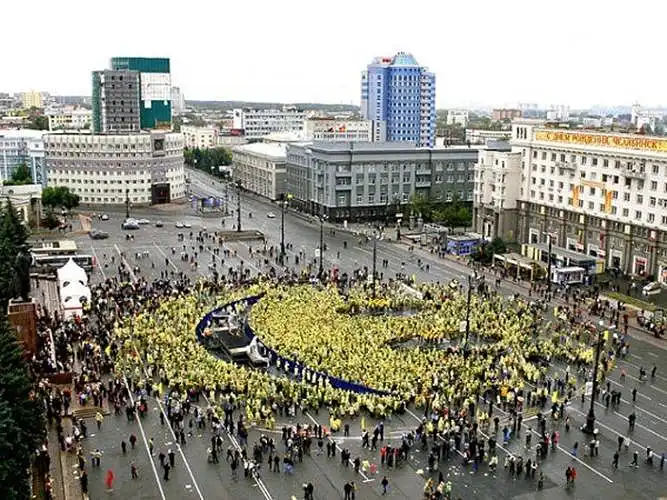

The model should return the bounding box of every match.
[32,254,94,274]
[30,240,78,257]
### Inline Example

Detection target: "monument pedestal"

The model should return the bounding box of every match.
[8,298,37,355]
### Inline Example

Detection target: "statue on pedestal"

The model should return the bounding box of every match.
[12,247,32,302]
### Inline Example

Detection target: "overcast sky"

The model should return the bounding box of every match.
[3,0,664,109]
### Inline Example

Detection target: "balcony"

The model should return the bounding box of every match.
[415,180,431,188]
[624,168,646,180]
[555,161,576,171]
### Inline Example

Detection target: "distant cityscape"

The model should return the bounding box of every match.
[4,51,667,280]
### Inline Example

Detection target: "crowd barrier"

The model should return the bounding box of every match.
[195,295,391,397]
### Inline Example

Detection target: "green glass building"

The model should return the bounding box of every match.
[92,57,172,133]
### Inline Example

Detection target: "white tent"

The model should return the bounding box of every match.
[60,281,91,304]
[57,258,88,287]
[61,295,84,320]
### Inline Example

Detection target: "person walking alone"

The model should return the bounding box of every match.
[381,476,389,495]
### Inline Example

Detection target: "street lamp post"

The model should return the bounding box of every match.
[582,321,607,434]
[125,188,130,219]
[318,214,326,278]
[280,194,288,265]
[371,226,383,297]
[547,233,553,294]
[236,181,242,232]
[463,274,473,356]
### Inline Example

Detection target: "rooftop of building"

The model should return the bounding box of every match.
[292,141,484,154]
[261,131,309,143]
[232,142,288,159]
[371,52,422,67]
[0,128,48,139]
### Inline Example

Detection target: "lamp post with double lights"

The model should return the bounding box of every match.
[371,225,384,297]
[582,320,609,434]
[236,180,242,232]
[317,214,327,278]
[279,193,291,265]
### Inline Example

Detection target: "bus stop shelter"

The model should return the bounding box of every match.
[493,252,544,281]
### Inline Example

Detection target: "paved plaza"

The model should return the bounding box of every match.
[48,169,667,500]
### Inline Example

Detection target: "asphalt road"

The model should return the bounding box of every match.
[57,169,667,500]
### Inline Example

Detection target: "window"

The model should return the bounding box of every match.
[622,208,629,217]
[650,197,657,207]
[648,213,655,223]
[603,159,609,167]
[636,194,643,204]
[635,211,642,220]
[592,158,598,166]
[653,165,659,174]
[589,187,596,195]
[651,180,658,190]
[588,201,594,209]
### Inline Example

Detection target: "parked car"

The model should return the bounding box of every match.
[175,221,185,228]
[183,222,192,228]
[88,229,109,240]
[155,220,164,228]
[137,218,150,225]
[642,281,662,296]
[100,214,109,221]
[267,212,276,219]
[122,218,140,230]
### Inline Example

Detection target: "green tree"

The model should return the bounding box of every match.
[4,163,32,186]
[0,320,45,500]
[472,237,507,264]
[26,115,49,131]
[41,186,79,212]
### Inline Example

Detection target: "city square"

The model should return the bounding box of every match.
[36,176,666,500]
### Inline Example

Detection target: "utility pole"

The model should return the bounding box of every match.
[236,181,242,232]
[463,274,472,356]
[225,181,229,215]
[280,194,286,265]
[583,322,607,434]
[318,215,326,278]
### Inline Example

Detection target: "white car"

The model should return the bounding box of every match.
[175,221,185,228]
[642,281,662,296]
[183,222,192,228]
[137,218,150,225]
[101,214,109,221]
[267,212,276,219]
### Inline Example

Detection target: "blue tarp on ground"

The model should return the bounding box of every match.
[195,295,391,397]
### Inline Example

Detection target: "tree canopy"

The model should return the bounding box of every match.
[0,200,43,499]
[3,164,32,186]
[184,147,232,178]
[409,194,472,228]
[472,237,507,264]
[41,186,80,211]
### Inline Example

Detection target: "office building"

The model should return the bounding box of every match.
[0,129,47,185]
[231,143,288,200]
[171,86,185,114]
[472,141,522,242]
[44,131,185,205]
[21,91,43,109]
[465,129,512,144]
[360,52,436,148]
[492,109,522,121]
[446,110,469,127]
[0,183,43,225]
[46,106,92,131]
[304,118,373,142]
[181,125,218,149]
[286,142,477,221]
[496,119,667,279]
[92,70,141,134]
[232,107,306,139]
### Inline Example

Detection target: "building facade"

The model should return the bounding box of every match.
[0,129,47,185]
[231,143,288,200]
[286,142,477,221]
[44,131,185,205]
[181,126,218,149]
[492,109,522,121]
[110,57,172,130]
[504,119,667,279]
[22,91,43,109]
[0,184,42,225]
[232,107,306,139]
[360,52,436,148]
[304,118,373,142]
[46,106,92,131]
[446,110,469,127]
[171,86,185,114]
[92,70,141,134]
[472,141,522,242]
[465,129,512,144]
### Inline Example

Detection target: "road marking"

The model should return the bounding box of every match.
[135,361,205,500]
[303,411,375,483]
[152,243,179,271]
[607,378,652,400]
[648,352,658,358]
[630,354,643,360]
[114,243,137,282]
[90,245,107,280]
[585,400,667,443]
[122,376,167,500]
[617,359,667,383]
[201,393,274,499]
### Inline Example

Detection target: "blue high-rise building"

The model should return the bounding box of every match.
[360,52,436,148]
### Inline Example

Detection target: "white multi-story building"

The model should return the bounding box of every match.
[465,129,512,145]
[232,107,306,139]
[0,129,47,185]
[231,143,288,200]
[46,107,92,131]
[472,141,522,242]
[446,110,469,127]
[21,91,43,109]
[181,125,218,149]
[303,118,373,142]
[488,118,667,279]
[45,131,185,205]
[171,86,185,114]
